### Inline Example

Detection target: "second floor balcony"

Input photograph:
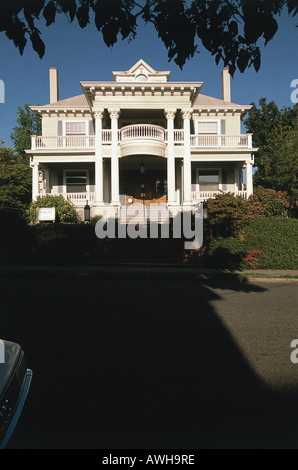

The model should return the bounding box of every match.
[31,124,253,151]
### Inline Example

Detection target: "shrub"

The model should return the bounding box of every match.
[246,187,291,218]
[203,217,298,270]
[205,192,248,237]
[0,209,35,263]
[242,217,298,269]
[240,249,262,269]
[27,195,78,224]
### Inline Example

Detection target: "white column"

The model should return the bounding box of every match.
[32,161,39,201]
[93,108,104,205]
[108,108,120,205]
[44,166,50,195]
[182,108,193,205]
[246,159,253,197]
[165,108,176,205]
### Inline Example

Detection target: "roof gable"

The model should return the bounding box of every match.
[112,59,171,82]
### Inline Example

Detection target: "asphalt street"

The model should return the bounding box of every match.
[1,271,297,449]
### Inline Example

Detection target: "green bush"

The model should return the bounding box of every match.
[203,217,298,270]
[0,209,35,263]
[30,223,98,264]
[205,192,248,237]
[27,195,78,224]
[242,217,298,269]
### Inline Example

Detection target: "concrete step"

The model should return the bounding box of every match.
[119,204,169,224]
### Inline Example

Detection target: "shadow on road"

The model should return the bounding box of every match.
[1,271,297,449]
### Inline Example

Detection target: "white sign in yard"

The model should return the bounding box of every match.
[37,207,55,222]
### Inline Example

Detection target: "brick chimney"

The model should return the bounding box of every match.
[49,67,59,103]
[221,67,231,102]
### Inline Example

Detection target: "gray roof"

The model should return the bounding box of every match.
[193,93,241,107]
[37,92,244,110]
[40,94,89,108]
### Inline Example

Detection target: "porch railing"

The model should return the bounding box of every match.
[31,129,252,150]
[32,135,95,149]
[190,134,252,147]
[192,190,247,202]
[120,124,165,141]
[44,191,248,206]
[61,192,95,205]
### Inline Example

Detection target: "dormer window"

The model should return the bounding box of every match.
[135,74,148,82]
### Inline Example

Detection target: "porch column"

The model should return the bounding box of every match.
[93,108,104,205]
[246,159,253,197]
[182,108,193,205]
[31,160,39,201]
[108,107,120,205]
[165,108,177,205]
[44,166,50,195]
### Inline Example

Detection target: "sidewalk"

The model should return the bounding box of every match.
[0,264,297,280]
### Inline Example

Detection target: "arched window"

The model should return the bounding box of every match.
[135,74,148,82]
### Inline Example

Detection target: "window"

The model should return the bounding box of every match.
[66,171,87,193]
[65,122,86,135]
[199,170,219,191]
[155,178,167,196]
[135,74,148,82]
[196,121,218,134]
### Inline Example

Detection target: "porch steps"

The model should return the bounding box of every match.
[119,204,169,224]
[94,234,186,264]
[90,222,208,266]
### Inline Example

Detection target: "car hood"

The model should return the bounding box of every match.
[0,341,23,396]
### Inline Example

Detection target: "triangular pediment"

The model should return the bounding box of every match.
[127,59,156,75]
[112,59,171,82]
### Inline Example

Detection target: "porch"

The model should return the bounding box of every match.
[36,158,249,210]
[43,189,248,208]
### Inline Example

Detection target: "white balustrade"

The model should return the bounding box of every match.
[192,190,247,202]
[34,135,95,149]
[61,192,95,205]
[31,131,251,150]
[190,134,249,147]
[120,124,165,141]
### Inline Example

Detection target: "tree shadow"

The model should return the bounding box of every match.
[1,271,297,449]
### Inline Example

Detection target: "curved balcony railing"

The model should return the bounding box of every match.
[120,124,165,142]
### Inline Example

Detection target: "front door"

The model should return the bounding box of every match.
[129,170,167,205]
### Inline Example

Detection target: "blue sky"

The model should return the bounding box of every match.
[0,7,297,147]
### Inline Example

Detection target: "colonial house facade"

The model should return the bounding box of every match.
[27,59,256,219]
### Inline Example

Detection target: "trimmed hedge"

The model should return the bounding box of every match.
[204,217,298,270]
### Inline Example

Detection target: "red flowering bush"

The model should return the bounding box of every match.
[240,249,262,269]
[246,187,291,219]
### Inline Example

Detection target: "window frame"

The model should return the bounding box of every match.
[63,169,90,193]
[63,120,88,136]
[194,119,220,135]
[195,168,222,191]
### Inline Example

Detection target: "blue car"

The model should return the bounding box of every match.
[0,340,32,449]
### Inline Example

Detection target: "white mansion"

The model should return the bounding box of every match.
[27,59,256,218]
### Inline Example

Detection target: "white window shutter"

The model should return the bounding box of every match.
[89,120,95,135]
